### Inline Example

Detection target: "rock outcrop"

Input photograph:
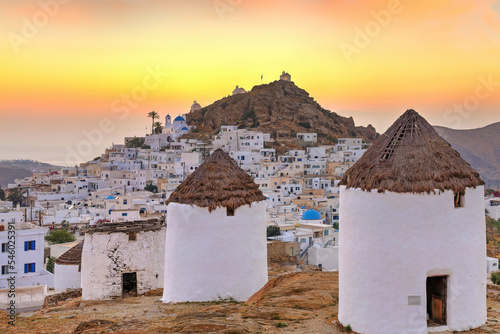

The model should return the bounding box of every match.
[186,80,378,143]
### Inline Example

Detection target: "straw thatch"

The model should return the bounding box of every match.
[167,149,266,211]
[55,241,83,266]
[339,109,484,194]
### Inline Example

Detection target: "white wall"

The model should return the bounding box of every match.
[81,228,165,300]
[162,201,268,302]
[339,186,486,334]
[0,223,53,289]
[308,246,339,271]
[54,264,81,290]
[487,257,498,274]
[486,199,500,220]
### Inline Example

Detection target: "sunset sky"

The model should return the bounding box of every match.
[1,0,499,165]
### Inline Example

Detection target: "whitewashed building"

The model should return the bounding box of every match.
[162,149,268,302]
[0,212,53,289]
[54,241,83,290]
[81,219,165,300]
[338,109,486,333]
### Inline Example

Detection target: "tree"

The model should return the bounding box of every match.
[148,111,159,135]
[154,121,163,134]
[267,225,281,237]
[144,184,158,193]
[46,256,55,274]
[7,187,25,206]
[0,187,5,201]
[127,137,145,148]
[45,229,76,244]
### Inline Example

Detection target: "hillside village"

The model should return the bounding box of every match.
[1,75,500,333]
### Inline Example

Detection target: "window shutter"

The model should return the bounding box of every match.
[24,263,29,273]
[24,241,29,251]
[31,241,36,250]
[31,263,35,272]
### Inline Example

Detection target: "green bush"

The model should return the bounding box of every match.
[267,226,281,237]
[492,272,500,285]
[275,322,287,328]
[46,256,55,274]
[243,108,255,119]
[45,229,76,245]
[298,122,311,129]
[144,184,158,193]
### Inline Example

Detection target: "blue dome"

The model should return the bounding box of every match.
[301,206,306,209]
[174,116,185,122]
[302,209,322,220]
[181,126,189,130]
[105,195,116,200]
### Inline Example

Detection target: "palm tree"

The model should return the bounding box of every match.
[154,121,163,134]
[147,111,159,134]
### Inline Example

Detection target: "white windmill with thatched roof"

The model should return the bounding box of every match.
[162,149,268,302]
[338,109,486,333]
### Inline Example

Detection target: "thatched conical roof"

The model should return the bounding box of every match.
[55,241,83,266]
[167,149,266,211]
[339,109,484,193]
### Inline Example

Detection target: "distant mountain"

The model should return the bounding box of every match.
[0,160,62,187]
[185,79,378,145]
[434,122,500,185]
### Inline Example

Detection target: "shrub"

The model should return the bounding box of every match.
[242,109,256,120]
[298,122,311,129]
[275,322,287,328]
[267,226,281,237]
[45,229,76,245]
[144,184,158,193]
[492,272,500,285]
[46,256,55,274]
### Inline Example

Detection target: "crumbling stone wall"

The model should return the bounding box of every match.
[81,223,165,300]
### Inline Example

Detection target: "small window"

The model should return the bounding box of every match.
[1,243,8,253]
[24,241,36,251]
[24,263,36,273]
[122,213,128,217]
[454,191,465,208]
[226,207,235,216]
[1,265,9,275]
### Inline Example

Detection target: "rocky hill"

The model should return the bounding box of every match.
[185,79,378,144]
[434,122,500,185]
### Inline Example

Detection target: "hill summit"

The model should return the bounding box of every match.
[185,79,378,144]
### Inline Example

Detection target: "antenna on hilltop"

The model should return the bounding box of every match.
[261,74,263,84]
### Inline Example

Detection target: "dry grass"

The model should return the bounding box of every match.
[340,109,484,194]
[167,149,266,211]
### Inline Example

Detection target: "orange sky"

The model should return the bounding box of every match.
[0,0,499,164]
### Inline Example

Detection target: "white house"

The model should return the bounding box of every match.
[486,197,500,220]
[338,109,486,333]
[0,212,53,289]
[297,133,317,143]
[162,149,268,302]
[54,241,83,290]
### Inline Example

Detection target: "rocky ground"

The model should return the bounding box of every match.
[3,268,500,333]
